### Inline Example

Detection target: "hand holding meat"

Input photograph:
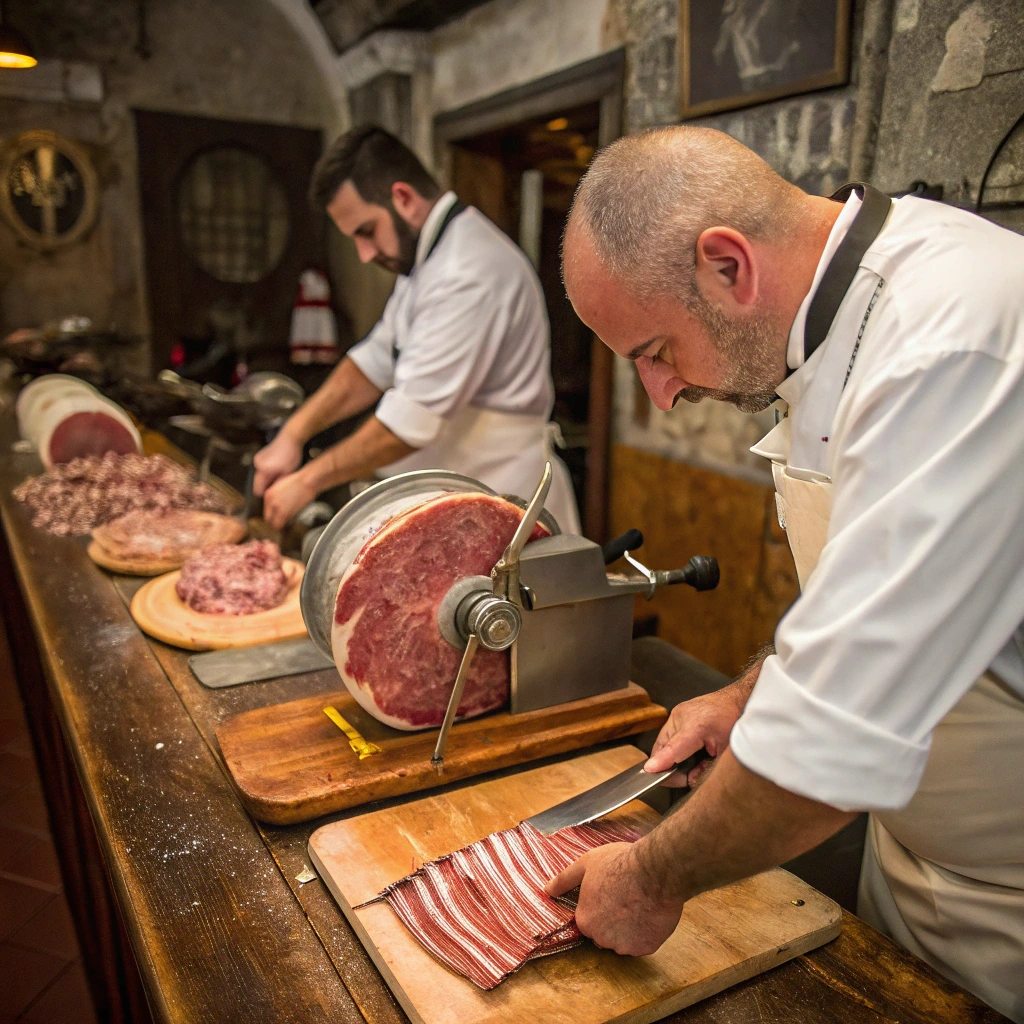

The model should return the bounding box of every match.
[545,842,685,956]
[261,469,317,530]
[253,432,303,497]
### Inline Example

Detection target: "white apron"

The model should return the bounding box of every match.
[757,409,1024,1022]
[377,405,581,535]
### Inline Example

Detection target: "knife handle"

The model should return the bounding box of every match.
[672,747,711,784]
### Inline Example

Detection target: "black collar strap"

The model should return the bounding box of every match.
[803,182,893,363]
[393,198,467,362]
[423,198,467,265]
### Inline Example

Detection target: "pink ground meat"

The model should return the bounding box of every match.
[175,540,288,615]
[13,452,229,536]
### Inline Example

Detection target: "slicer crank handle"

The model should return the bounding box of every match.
[602,529,644,565]
[431,633,480,771]
[662,555,720,592]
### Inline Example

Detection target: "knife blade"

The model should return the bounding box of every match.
[188,637,335,688]
[524,749,710,836]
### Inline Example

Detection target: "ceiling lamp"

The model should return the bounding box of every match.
[0,1,36,69]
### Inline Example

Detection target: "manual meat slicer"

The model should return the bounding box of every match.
[301,463,719,768]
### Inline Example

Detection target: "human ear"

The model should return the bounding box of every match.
[694,227,759,309]
[390,181,418,219]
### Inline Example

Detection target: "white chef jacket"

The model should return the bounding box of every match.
[730,193,1024,812]
[347,192,554,448]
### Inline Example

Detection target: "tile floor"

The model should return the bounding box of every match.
[0,627,99,1024]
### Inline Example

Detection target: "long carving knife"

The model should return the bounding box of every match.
[524,750,709,836]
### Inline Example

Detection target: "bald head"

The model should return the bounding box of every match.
[565,126,804,303]
[562,127,842,415]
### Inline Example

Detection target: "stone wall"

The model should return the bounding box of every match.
[0,0,342,371]
[871,0,1024,205]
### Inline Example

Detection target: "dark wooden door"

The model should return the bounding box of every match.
[134,110,326,378]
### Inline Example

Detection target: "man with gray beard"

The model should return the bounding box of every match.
[547,126,1024,1021]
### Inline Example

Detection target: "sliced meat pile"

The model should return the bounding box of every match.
[367,818,645,990]
[92,509,246,563]
[332,493,548,731]
[13,452,229,536]
[175,540,289,615]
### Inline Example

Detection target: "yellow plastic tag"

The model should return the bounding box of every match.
[323,706,382,760]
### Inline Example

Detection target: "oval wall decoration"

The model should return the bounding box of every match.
[1,130,100,250]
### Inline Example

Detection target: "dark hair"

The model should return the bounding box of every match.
[309,125,441,210]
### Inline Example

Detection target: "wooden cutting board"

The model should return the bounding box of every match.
[129,559,306,650]
[308,746,841,1024]
[87,539,185,576]
[217,682,667,824]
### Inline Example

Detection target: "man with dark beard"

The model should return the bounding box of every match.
[255,126,579,534]
[549,126,1024,1021]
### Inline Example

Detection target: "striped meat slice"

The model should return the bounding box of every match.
[367,818,646,989]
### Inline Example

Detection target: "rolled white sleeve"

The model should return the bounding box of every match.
[347,293,400,393]
[732,349,1024,811]
[374,389,444,448]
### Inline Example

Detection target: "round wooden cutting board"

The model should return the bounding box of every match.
[129,559,307,651]
[87,540,185,577]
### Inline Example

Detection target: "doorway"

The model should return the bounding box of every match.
[435,51,624,541]
[134,110,339,392]
[449,102,599,517]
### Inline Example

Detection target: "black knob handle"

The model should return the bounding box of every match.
[602,529,643,565]
[662,556,720,591]
[683,555,719,591]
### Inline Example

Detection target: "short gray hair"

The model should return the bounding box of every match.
[566,126,804,301]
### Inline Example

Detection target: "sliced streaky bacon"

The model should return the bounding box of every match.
[369,819,645,989]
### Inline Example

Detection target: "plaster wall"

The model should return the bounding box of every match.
[0,0,343,370]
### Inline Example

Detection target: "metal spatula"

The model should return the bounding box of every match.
[524,749,709,835]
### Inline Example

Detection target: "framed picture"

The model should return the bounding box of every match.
[680,0,852,119]
[1,130,99,251]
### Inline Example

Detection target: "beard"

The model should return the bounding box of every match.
[673,295,786,414]
[373,206,419,276]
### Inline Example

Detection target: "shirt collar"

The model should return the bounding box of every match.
[414,191,459,270]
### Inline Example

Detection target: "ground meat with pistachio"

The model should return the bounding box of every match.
[13,452,229,536]
[175,540,288,615]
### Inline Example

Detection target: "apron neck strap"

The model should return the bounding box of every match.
[423,198,467,264]
[804,183,893,363]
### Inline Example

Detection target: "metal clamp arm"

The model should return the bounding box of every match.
[491,461,552,603]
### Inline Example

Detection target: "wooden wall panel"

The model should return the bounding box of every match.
[609,444,799,677]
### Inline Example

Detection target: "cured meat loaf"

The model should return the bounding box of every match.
[93,508,245,563]
[332,493,547,731]
[17,374,141,468]
[367,819,644,989]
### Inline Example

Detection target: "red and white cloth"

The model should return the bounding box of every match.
[289,269,339,365]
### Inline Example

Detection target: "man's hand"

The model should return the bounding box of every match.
[644,652,768,787]
[262,469,317,530]
[253,433,304,498]
[545,842,685,956]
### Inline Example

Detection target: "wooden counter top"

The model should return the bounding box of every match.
[0,399,1007,1024]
